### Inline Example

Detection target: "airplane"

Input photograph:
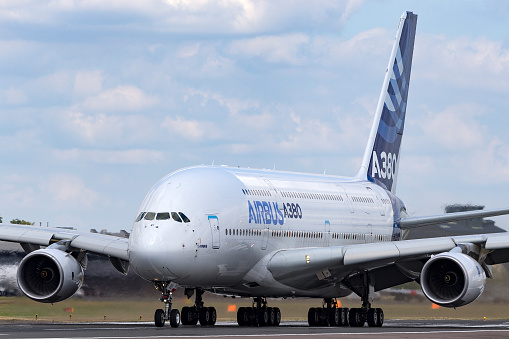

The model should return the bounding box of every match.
[2,10,509,329]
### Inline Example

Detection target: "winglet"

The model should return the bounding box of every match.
[357,11,417,194]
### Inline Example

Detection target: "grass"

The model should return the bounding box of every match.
[1,295,508,323]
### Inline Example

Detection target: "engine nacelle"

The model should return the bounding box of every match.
[420,252,486,308]
[17,248,84,303]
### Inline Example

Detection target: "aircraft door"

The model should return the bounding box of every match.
[261,226,269,250]
[208,216,220,249]
[366,187,385,216]
[324,220,331,246]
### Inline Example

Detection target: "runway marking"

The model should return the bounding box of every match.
[30,329,509,339]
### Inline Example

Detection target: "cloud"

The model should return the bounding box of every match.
[79,85,159,112]
[60,111,155,146]
[162,116,216,141]
[416,34,509,91]
[53,149,164,165]
[0,87,27,105]
[73,70,103,98]
[229,33,310,64]
[420,104,485,150]
[39,174,99,209]
[0,0,362,35]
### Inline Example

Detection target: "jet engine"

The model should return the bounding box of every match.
[17,248,84,303]
[420,252,486,308]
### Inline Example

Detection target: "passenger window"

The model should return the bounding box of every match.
[156,212,170,220]
[171,212,182,222]
[179,212,190,223]
[144,212,156,220]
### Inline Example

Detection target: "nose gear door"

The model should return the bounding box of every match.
[208,216,220,249]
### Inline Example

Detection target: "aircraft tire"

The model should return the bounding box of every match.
[349,308,365,327]
[257,307,269,326]
[376,308,384,327]
[367,308,377,327]
[154,309,165,327]
[199,307,210,326]
[308,308,319,326]
[181,307,190,325]
[340,308,349,326]
[274,307,281,326]
[208,307,217,325]
[268,307,275,326]
[169,309,180,328]
[329,308,340,326]
[237,307,248,326]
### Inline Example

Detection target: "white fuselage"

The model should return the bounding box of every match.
[128,166,400,298]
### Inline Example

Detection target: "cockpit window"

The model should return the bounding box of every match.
[144,212,156,220]
[135,212,146,222]
[179,212,190,223]
[156,212,171,220]
[171,212,182,222]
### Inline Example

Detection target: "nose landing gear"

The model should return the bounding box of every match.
[154,282,180,328]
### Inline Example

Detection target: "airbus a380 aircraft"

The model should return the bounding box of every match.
[2,11,509,329]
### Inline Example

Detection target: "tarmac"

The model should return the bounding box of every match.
[2,320,509,339]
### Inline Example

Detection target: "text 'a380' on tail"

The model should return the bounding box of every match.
[357,11,417,194]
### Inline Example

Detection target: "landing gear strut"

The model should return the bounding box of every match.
[337,271,384,327]
[237,297,281,327]
[181,288,217,326]
[154,282,180,328]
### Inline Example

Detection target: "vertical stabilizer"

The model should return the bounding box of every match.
[357,11,417,194]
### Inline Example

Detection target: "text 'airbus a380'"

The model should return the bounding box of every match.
[2,11,509,328]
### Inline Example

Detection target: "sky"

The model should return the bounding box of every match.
[0,0,509,232]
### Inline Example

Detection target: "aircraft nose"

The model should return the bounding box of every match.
[129,225,179,281]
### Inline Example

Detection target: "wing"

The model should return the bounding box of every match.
[0,223,129,263]
[399,208,509,229]
[266,232,509,293]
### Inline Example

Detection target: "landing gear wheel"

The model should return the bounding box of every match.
[268,307,275,326]
[340,308,349,326]
[329,308,340,326]
[199,307,210,326]
[155,309,165,327]
[367,308,378,327]
[258,308,269,326]
[169,309,180,328]
[349,308,365,327]
[237,307,248,326]
[181,307,190,325]
[375,308,384,327]
[274,307,281,326]
[308,308,318,326]
[208,307,217,325]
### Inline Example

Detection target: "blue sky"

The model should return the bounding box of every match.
[1,0,509,231]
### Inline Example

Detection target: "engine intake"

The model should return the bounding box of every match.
[420,252,485,308]
[17,248,84,303]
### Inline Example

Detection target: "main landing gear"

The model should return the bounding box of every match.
[181,288,217,326]
[154,282,180,328]
[307,297,383,327]
[237,297,281,327]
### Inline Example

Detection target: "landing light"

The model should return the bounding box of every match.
[306,255,310,263]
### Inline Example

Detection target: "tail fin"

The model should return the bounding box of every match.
[357,11,417,194]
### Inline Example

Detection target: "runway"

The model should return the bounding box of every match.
[2,320,509,339]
